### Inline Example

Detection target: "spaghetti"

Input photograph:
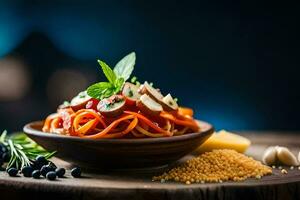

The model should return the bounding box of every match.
[42,105,200,139]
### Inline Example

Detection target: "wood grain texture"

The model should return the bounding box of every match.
[1,132,300,200]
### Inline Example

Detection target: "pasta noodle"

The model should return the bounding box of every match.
[42,107,200,138]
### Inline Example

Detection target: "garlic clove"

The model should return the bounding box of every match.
[277,147,299,166]
[298,151,300,164]
[262,146,277,166]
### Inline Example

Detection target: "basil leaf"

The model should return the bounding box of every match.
[114,77,125,91]
[87,82,114,99]
[114,52,136,81]
[98,60,116,84]
[101,88,114,99]
[88,53,136,100]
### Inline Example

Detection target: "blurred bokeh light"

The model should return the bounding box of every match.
[0,3,29,57]
[0,57,31,101]
[47,69,88,107]
[0,0,299,131]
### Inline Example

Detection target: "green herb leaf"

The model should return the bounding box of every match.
[0,130,7,144]
[45,151,57,159]
[101,88,115,99]
[88,52,136,100]
[114,77,125,92]
[114,52,136,81]
[87,82,114,100]
[131,76,137,84]
[98,60,116,84]
[0,131,55,170]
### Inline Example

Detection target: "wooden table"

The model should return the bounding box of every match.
[1,132,300,200]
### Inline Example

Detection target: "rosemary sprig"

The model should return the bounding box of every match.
[0,130,56,170]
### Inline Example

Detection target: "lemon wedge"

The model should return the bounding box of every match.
[195,130,251,154]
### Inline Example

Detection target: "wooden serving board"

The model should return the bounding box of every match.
[1,132,300,200]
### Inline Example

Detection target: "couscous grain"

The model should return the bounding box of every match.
[153,149,272,184]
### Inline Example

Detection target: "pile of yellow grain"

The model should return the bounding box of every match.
[153,149,272,184]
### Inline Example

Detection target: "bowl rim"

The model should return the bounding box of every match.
[23,120,214,144]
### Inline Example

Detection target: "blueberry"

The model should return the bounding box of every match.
[2,153,10,162]
[71,167,81,178]
[7,168,18,177]
[35,155,48,166]
[32,170,41,179]
[30,161,41,170]
[55,168,65,177]
[40,165,51,177]
[47,162,57,171]
[46,171,56,180]
[21,166,34,177]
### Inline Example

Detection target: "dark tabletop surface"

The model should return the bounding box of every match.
[1,132,300,200]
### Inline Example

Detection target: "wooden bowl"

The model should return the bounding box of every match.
[23,121,214,170]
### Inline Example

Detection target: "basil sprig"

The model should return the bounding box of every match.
[87,52,136,100]
[114,52,136,81]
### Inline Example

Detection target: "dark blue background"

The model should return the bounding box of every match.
[0,0,299,131]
